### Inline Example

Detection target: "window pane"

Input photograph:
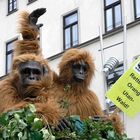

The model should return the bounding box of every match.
[7,53,13,73]
[6,39,17,73]
[7,42,14,51]
[9,4,12,12]
[72,24,78,46]
[115,5,122,27]
[136,0,140,18]
[65,28,71,49]
[14,1,17,9]
[106,0,119,6]
[106,9,113,31]
[65,13,78,26]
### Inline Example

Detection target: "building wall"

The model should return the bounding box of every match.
[0,0,140,139]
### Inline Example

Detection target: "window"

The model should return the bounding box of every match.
[63,11,79,49]
[6,39,17,74]
[8,0,17,14]
[134,0,140,19]
[104,0,122,32]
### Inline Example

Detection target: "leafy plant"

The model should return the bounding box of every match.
[0,105,131,140]
[0,104,55,140]
[53,115,131,140]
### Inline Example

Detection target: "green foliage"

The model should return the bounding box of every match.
[0,104,55,140]
[53,116,131,140]
[0,105,131,140]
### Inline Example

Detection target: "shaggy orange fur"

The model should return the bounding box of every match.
[14,10,41,57]
[107,113,124,135]
[49,48,104,119]
[49,48,124,134]
[0,75,63,125]
[0,9,63,125]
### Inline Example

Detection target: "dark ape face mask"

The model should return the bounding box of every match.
[19,61,44,87]
[72,60,88,83]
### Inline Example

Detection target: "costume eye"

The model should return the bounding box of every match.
[33,69,41,75]
[21,68,30,75]
[73,64,80,69]
[83,66,87,72]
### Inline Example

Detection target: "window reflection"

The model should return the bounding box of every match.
[135,0,140,18]
[6,39,17,74]
[106,0,119,6]
[106,9,113,31]
[115,5,122,27]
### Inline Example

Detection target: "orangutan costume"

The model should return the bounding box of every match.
[49,48,124,134]
[0,8,63,125]
[49,48,103,118]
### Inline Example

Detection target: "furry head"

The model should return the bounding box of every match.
[58,48,95,87]
[12,8,48,79]
[10,8,53,96]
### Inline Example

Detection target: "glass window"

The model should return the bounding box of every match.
[106,9,113,31]
[105,0,119,6]
[72,24,78,46]
[115,5,122,27]
[63,11,79,49]
[8,0,17,13]
[65,28,71,49]
[6,38,17,74]
[134,0,140,19]
[65,13,78,26]
[104,0,122,32]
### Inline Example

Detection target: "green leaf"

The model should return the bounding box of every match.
[30,131,43,140]
[32,119,43,130]
[26,113,36,124]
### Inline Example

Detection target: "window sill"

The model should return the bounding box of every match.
[7,9,18,16]
[27,0,38,5]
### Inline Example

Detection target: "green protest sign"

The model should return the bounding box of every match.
[106,57,140,117]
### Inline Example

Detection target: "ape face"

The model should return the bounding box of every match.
[19,61,44,87]
[72,60,88,83]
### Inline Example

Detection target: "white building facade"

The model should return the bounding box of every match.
[0,0,140,139]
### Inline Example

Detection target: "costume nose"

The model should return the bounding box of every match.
[79,67,84,74]
[29,72,35,80]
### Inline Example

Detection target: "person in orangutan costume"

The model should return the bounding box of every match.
[0,8,64,126]
[49,48,124,134]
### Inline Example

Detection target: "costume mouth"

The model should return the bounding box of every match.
[74,75,84,83]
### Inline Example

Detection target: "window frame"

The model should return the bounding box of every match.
[63,10,79,50]
[104,0,122,32]
[134,0,140,20]
[8,0,17,14]
[6,38,18,74]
